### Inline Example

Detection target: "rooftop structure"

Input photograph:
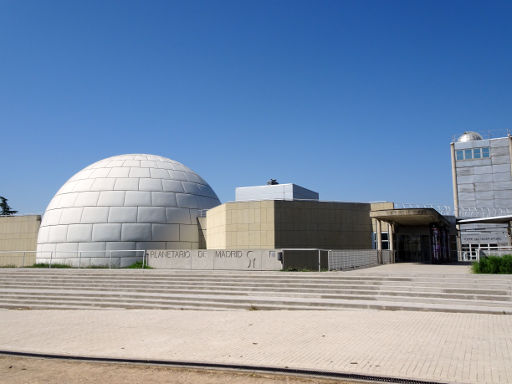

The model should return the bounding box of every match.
[457,131,483,142]
[235,183,319,202]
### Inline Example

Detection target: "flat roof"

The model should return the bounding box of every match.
[370,208,450,226]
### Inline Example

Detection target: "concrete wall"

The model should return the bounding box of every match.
[273,201,372,249]
[370,202,394,233]
[204,204,227,248]
[146,249,282,270]
[206,200,372,250]
[0,215,41,266]
[206,201,275,249]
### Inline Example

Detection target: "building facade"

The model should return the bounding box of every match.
[206,199,373,250]
[450,132,512,255]
[0,215,41,266]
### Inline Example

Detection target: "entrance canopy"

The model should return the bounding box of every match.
[370,208,450,227]
[370,208,454,263]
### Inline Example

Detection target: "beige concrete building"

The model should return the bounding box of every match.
[0,215,41,266]
[206,200,373,250]
[0,182,457,268]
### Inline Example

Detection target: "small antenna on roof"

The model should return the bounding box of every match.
[267,179,279,185]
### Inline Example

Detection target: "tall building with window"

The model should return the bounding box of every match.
[450,131,512,255]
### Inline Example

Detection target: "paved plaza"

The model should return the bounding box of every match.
[0,310,511,383]
[0,264,511,384]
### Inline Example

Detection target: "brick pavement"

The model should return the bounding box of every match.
[0,309,510,384]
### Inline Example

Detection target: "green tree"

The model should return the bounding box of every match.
[0,196,17,216]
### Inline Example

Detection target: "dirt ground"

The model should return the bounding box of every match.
[0,355,359,384]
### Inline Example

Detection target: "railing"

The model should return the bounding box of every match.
[475,247,512,262]
[327,249,394,271]
[458,250,478,262]
[392,204,512,218]
[0,250,146,268]
[458,207,512,218]
[0,251,37,267]
[394,203,454,215]
[2,248,396,271]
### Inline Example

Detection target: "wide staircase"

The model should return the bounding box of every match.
[0,268,511,314]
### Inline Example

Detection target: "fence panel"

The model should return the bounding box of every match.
[476,247,512,261]
[0,251,36,267]
[328,249,394,271]
[0,250,145,268]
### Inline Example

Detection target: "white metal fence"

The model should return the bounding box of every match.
[458,247,512,262]
[0,251,36,267]
[475,247,512,262]
[0,250,146,268]
[327,249,394,271]
[2,248,396,271]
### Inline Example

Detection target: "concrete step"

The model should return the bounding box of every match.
[0,278,509,297]
[0,295,508,314]
[0,283,510,302]
[0,268,511,314]
[0,275,510,291]
[3,269,511,285]
[1,288,511,310]
[0,297,351,311]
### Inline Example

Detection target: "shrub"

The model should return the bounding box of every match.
[499,255,512,273]
[472,255,512,274]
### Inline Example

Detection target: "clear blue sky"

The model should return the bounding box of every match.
[1,0,511,214]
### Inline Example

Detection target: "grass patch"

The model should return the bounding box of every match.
[124,261,152,269]
[472,255,512,274]
[29,263,72,268]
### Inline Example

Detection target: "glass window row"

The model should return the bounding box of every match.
[456,147,490,161]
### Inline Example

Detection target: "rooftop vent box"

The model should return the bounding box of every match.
[235,183,319,202]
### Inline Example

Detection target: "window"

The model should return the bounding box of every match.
[381,233,389,250]
[456,147,490,161]
[372,232,389,250]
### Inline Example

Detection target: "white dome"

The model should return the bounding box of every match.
[457,131,483,142]
[36,154,220,266]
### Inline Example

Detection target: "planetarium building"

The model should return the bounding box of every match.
[36,154,220,266]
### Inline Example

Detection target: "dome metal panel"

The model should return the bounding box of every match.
[36,154,220,266]
[457,131,483,142]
